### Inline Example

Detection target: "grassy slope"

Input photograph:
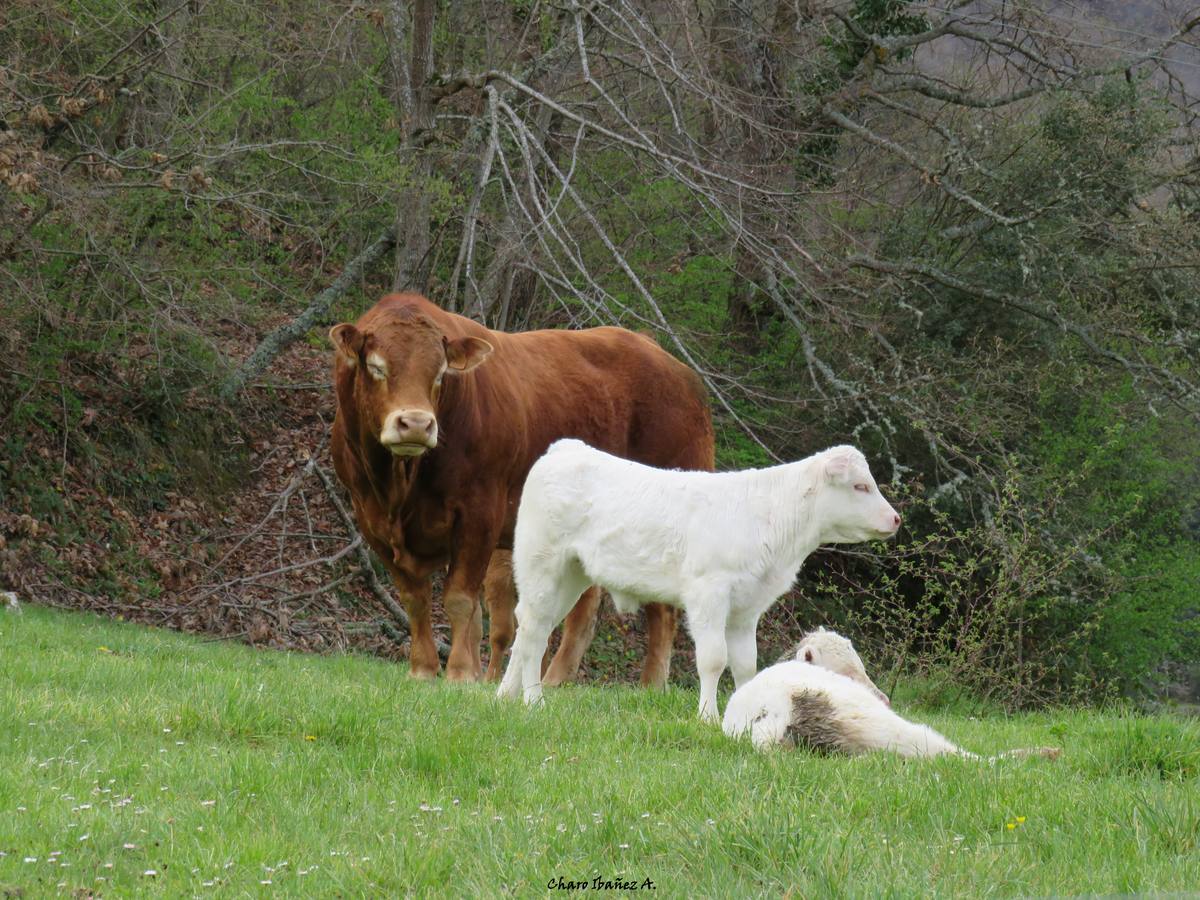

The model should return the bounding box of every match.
[1,607,1197,898]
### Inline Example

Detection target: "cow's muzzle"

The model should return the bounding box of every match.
[380,408,438,455]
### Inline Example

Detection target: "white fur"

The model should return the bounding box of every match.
[496,440,900,721]
[724,629,1060,762]
[723,660,964,756]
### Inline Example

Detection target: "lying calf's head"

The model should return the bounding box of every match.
[793,627,890,706]
[812,446,901,543]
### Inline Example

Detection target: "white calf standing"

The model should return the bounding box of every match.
[496,440,901,721]
[724,628,1060,761]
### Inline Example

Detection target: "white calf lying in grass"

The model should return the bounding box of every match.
[723,628,1061,761]
[497,440,901,721]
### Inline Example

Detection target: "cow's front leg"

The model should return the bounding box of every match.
[443,537,494,683]
[391,571,438,679]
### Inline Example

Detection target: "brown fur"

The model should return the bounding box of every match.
[330,294,714,682]
[783,690,844,754]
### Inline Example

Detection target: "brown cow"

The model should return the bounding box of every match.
[329,293,714,683]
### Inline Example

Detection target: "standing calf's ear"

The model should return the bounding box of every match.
[329,323,364,365]
[823,452,853,484]
[446,336,494,372]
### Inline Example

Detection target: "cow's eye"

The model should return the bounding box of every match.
[368,364,387,381]
[853,483,870,493]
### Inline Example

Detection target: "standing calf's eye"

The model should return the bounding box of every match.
[853,483,871,493]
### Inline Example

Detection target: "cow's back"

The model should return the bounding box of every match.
[448,322,713,542]
[491,325,712,469]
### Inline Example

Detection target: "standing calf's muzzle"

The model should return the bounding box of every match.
[380,408,438,455]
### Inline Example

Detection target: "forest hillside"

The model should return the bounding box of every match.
[2,0,1198,706]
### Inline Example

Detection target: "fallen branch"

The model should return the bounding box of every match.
[220,230,395,399]
[312,458,450,660]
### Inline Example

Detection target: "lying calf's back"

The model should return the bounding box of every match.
[723,661,962,757]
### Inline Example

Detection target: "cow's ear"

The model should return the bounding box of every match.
[446,336,493,372]
[804,649,814,663]
[329,323,364,365]
[823,451,853,484]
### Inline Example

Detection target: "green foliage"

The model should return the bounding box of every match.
[797,379,1199,707]
[830,0,929,75]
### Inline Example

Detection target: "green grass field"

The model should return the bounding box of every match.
[1,606,1197,897]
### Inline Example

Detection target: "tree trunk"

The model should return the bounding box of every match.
[389,0,437,292]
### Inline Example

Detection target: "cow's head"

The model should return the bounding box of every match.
[812,445,901,543]
[330,310,492,457]
[794,627,890,706]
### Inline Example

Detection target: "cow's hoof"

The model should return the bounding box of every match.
[445,666,480,683]
[408,666,438,681]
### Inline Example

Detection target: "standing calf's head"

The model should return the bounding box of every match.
[812,445,901,543]
[330,307,492,457]
[793,627,890,706]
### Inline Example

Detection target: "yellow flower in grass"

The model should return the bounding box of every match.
[1016,816,1026,824]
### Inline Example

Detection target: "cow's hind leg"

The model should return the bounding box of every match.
[483,550,516,682]
[640,603,678,688]
[543,586,602,687]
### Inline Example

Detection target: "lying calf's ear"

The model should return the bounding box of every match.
[329,323,364,365]
[446,336,494,372]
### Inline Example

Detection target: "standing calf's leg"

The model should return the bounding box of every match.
[543,586,602,686]
[687,599,729,722]
[725,618,759,689]
[497,561,589,705]
[640,604,678,689]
